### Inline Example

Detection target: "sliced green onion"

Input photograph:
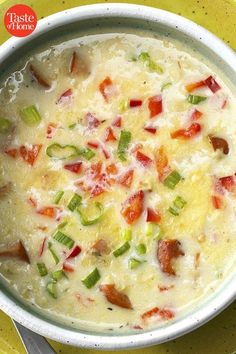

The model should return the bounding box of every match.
[173,196,187,209]
[52,270,64,282]
[119,99,128,113]
[82,268,101,289]
[54,190,64,204]
[48,242,59,265]
[138,52,163,74]
[53,231,74,249]
[78,202,103,226]
[20,105,42,125]
[67,193,82,212]
[46,143,80,159]
[168,206,179,216]
[161,82,172,91]
[146,222,163,239]
[163,170,182,190]
[37,262,48,277]
[113,241,130,257]
[187,94,207,104]
[0,118,12,134]
[129,258,143,270]
[46,281,57,299]
[122,228,132,241]
[117,130,131,161]
[57,221,68,229]
[68,123,77,129]
[136,243,146,255]
[80,148,95,161]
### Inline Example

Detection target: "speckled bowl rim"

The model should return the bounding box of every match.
[0,3,236,350]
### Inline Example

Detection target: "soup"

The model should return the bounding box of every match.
[0,32,236,333]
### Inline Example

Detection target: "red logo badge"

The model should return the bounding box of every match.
[4,4,37,37]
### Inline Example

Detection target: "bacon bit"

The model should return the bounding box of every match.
[219,175,235,191]
[57,89,73,104]
[99,76,114,101]
[157,239,184,276]
[67,245,82,259]
[144,126,157,134]
[204,75,221,93]
[64,162,82,174]
[104,127,117,142]
[129,99,143,107]
[133,325,143,330]
[112,116,122,128]
[89,162,103,180]
[39,237,47,257]
[29,64,50,89]
[63,262,74,272]
[0,240,30,263]
[37,226,48,231]
[75,293,95,306]
[136,151,153,167]
[171,123,201,139]
[191,109,203,121]
[85,112,101,129]
[19,144,42,166]
[106,163,118,175]
[194,252,200,269]
[91,239,110,256]
[141,307,159,320]
[118,169,134,188]
[69,51,79,74]
[121,190,144,224]
[90,184,105,198]
[46,123,57,139]
[159,308,175,320]
[212,195,222,209]
[221,99,227,109]
[131,143,144,154]
[37,207,56,218]
[185,80,205,93]
[158,285,174,292]
[102,147,110,159]
[87,140,99,149]
[209,136,229,155]
[148,95,162,118]
[154,146,170,182]
[146,208,161,223]
[0,183,12,199]
[100,284,133,309]
[5,148,18,158]
[28,197,37,208]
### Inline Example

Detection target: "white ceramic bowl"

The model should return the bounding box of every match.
[0,3,236,350]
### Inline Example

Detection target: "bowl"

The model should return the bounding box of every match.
[0,3,236,350]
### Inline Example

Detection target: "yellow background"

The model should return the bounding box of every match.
[0,0,236,353]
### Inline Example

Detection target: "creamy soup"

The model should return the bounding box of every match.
[0,32,236,333]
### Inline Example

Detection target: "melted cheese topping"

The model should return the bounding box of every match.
[0,32,236,333]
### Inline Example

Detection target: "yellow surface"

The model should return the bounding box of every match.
[0,1,236,353]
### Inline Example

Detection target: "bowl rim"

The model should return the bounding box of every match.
[0,3,236,350]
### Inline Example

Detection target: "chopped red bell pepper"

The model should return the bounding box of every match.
[67,245,81,259]
[85,112,101,129]
[102,147,110,159]
[136,151,153,167]
[87,140,99,149]
[19,144,42,166]
[64,162,82,174]
[57,88,73,104]
[171,123,201,139]
[39,237,47,257]
[37,206,57,218]
[5,148,18,158]
[219,175,235,191]
[144,126,157,134]
[46,123,57,139]
[104,127,117,142]
[89,162,103,180]
[99,76,114,101]
[148,95,162,118]
[112,116,122,127]
[121,190,144,224]
[204,75,221,93]
[129,99,143,108]
[90,184,105,198]
[146,207,161,223]
[118,169,134,188]
[191,109,203,121]
[212,195,222,209]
